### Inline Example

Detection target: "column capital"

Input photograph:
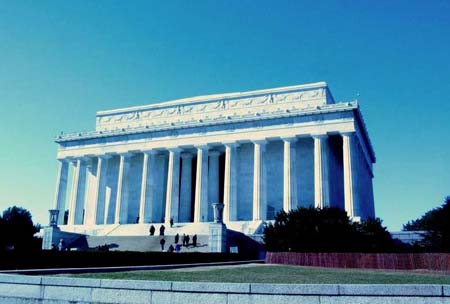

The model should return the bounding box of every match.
[194,144,209,151]
[118,152,134,158]
[341,131,356,138]
[209,150,221,157]
[56,158,69,163]
[181,152,194,159]
[223,142,240,148]
[311,133,328,140]
[167,147,183,153]
[251,139,267,145]
[142,149,159,156]
[281,136,297,143]
[98,154,113,160]
[72,156,89,164]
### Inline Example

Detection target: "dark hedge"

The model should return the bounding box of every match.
[0,251,254,270]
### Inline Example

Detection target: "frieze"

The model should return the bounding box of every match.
[95,86,330,132]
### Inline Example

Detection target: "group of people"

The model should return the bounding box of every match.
[158,232,198,252]
[148,223,199,252]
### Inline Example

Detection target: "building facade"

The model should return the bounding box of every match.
[51,82,375,236]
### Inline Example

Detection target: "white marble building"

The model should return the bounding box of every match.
[51,82,375,237]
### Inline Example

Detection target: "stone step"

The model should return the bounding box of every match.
[86,235,210,252]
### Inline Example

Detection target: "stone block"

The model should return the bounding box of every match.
[42,276,101,287]
[172,281,250,293]
[0,297,42,304]
[0,274,41,285]
[100,279,171,290]
[443,285,450,296]
[338,284,442,296]
[42,300,92,304]
[320,296,445,304]
[0,283,41,299]
[152,291,227,304]
[92,287,151,304]
[43,285,92,302]
[251,283,339,295]
[228,294,320,304]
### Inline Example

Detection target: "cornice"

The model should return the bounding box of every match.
[56,102,357,143]
[93,82,333,133]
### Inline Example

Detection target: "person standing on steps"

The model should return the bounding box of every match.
[160,238,166,251]
[192,234,197,247]
[159,225,165,236]
[168,244,175,253]
[174,233,179,244]
[169,217,174,228]
[149,225,155,236]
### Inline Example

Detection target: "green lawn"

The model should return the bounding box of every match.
[66,264,450,284]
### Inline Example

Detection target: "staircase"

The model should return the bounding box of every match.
[86,235,210,252]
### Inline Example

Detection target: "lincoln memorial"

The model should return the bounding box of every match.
[46,82,375,246]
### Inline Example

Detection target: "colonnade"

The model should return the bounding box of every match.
[53,132,368,226]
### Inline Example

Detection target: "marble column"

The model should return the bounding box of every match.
[223,143,239,222]
[342,132,358,218]
[53,159,69,225]
[253,140,267,221]
[115,153,132,224]
[194,145,209,222]
[84,158,98,226]
[179,152,193,222]
[283,137,298,213]
[139,151,157,224]
[94,156,110,225]
[165,148,181,225]
[313,134,330,209]
[68,158,87,225]
[153,154,167,223]
[208,150,221,221]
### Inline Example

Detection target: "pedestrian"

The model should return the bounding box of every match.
[159,225,165,236]
[58,239,65,251]
[160,238,166,251]
[168,244,175,253]
[192,234,197,247]
[182,234,186,246]
[175,243,181,253]
[174,233,179,244]
[170,217,174,228]
[149,225,155,236]
[185,234,190,247]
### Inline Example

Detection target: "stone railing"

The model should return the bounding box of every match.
[0,274,448,304]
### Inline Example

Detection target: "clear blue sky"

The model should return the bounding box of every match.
[0,1,448,230]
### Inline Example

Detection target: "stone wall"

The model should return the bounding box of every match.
[0,274,448,304]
